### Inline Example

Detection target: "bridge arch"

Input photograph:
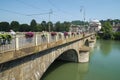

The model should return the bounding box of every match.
[56,49,79,62]
[84,39,89,46]
[40,49,79,80]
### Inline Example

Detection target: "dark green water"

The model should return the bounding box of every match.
[41,40,120,80]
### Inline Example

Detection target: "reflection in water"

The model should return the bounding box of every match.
[41,61,89,80]
[98,40,112,56]
[77,63,89,80]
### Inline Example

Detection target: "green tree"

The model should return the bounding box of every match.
[63,21,71,31]
[30,19,37,31]
[34,24,42,32]
[19,24,30,32]
[47,21,53,32]
[55,21,61,32]
[113,32,120,40]
[0,22,10,31]
[101,21,113,39]
[10,21,20,31]
[41,21,47,31]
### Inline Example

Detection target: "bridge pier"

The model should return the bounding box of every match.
[89,35,96,47]
[79,46,90,63]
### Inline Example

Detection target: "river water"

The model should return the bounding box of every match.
[41,40,120,80]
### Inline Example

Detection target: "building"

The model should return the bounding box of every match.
[89,19,102,32]
[69,24,83,32]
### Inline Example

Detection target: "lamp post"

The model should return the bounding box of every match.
[80,6,86,32]
[48,9,53,32]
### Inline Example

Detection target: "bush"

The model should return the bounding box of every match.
[0,33,12,44]
[64,32,68,36]
[51,32,57,36]
[113,32,120,40]
[25,32,34,38]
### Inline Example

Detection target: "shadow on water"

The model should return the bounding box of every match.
[41,60,89,80]
[41,60,66,80]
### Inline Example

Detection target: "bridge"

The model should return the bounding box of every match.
[0,32,96,80]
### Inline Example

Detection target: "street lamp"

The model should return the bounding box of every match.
[80,6,86,32]
[48,9,53,32]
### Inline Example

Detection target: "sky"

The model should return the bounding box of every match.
[0,0,120,24]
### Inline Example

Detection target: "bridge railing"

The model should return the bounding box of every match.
[0,32,94,53]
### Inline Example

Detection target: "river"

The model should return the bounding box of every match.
[41,40,120,80]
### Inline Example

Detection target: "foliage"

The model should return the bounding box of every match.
[96,34,100,39]
[0,34,12,45]
[0,22,10,31]
[30,19,37,31]
[55,21,61,31]
[55,21,71,32]
[41,21,47,31]
[0,34,12,40]
[19,24,30,32]
[100,19,120,26]
[113,32,120,40]
[0,19,71,32]
[71,20,89,25]
[10,21,20,31]
[1,19,119,33]
[100,21,113,39]
[63,21,71,32]
[34,24,43,32]
[47,21,53,31]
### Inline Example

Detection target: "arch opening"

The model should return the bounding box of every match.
[84,39,89,46]
[57,49,78,62]
[40,49,78,80]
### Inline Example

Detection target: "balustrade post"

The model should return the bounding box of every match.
[69,33,72,38]
[15,35,19,50]
[47,33,50,43]
[62,34,64,40]
[35,34,38,46]
[55,34,58,41]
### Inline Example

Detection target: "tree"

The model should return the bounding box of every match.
[55,21,61,32]
[34,24,42,32]
[100,21,113,39]
[10,21,20,31]
[0,22,10,31]
[30,19,37,31]
[47,21,53,32]
[63,21,71,32]
[41,21,47,31]
[19,24,30,32]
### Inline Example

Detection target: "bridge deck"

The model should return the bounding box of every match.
[0,32,94,64]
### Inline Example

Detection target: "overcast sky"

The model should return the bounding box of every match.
[0,0,120,24]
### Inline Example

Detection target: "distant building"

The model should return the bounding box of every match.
[113,25,120,32]
[69,24,83,32]
[89,19,102,32]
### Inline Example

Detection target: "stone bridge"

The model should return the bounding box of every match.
[0,32,96,80]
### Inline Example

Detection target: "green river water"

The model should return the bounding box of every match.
[41,40,120,80]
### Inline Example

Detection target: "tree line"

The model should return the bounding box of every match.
[98,19,120,40]
[0,19,71,32]
[100,19,120,26]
